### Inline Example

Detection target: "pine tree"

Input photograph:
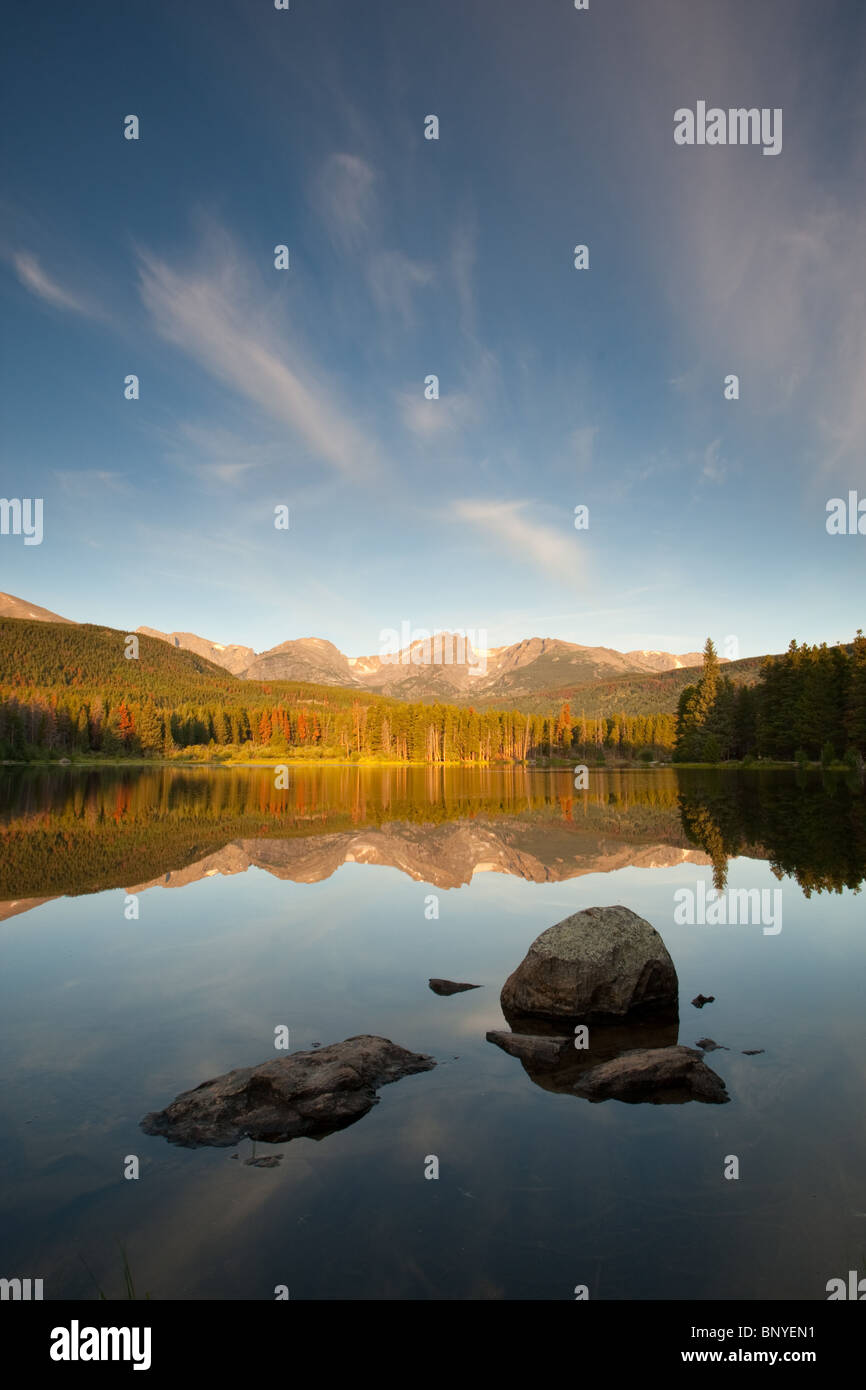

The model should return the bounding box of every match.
[101,710,123,755]
[693,639,720,726]
[75,705,91,751]
[163,712,176,755]
[845,630,866,754]
[138,701,163,755]
[673,684,701,761]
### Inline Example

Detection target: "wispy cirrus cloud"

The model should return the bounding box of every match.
[137,228,381,481]
[367,249,433,326]
[311,152,434,328]
[400,347,500,439]
[162,423,286,486]
[454,499,585,586]
[701,437,726,484]
[53,468,129,493]
[615,4,866,475]
[400,389,478,437]
[311,153,379,253]
[12,251,96,316]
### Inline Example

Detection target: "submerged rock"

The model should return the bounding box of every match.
[572,1045,729,1105]
[141,1036,436,1148]
[501,905,678,1024]
[486,1030,571,1066]
[742,1049,765,1055]
[691,994,715,1008]
[429,979,482,995]
[486,1017,680,1096]
[695,1037,729,1051]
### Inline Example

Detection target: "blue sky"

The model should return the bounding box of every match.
[1,0,864,659]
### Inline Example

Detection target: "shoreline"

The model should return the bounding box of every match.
[1,756,851,771]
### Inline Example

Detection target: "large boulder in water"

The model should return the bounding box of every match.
[500,905,678,1025]
[140,1035,435,1148]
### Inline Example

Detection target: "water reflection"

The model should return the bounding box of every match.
[488,1015,680,1094]
[677,769,866,893]
[0,765,863,912]
[1,763,863,1300]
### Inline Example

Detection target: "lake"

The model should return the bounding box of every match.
[0,764,863,1300]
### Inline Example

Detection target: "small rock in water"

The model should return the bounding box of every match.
[691,994,715,1008]
[695,1038,728,1051]
[140,1035,436,1148]
[486,1030,571,1065]
[429,978,482,995]
[244,1155,283,1168]
[742,1049,765,1055]
[572,1046,730,1105]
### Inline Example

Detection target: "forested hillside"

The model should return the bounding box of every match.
[0,617,675,762]
[486,653,767,716]
[3,618,861,765]
[673,636,866,763]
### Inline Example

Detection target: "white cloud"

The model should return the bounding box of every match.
[454,499,584,586]
[400,390,478,438]
[12,252,93,314]
[137,231,380,481]
[164,423,285,485]
[701,438,725,484]
[313,154,432,327]
[312,153,379,253]
[367,250,433,326]
[400,348,500,439]
[573,4,866,475]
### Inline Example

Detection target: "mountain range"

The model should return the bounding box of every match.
[0,591,715,703]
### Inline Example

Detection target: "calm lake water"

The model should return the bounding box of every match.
[0,765,863,1300]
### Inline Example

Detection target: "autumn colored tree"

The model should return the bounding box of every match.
[555,702,572,752]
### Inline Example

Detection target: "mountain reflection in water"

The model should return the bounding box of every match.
[0,764,862,917]
[1,763,864,1301]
